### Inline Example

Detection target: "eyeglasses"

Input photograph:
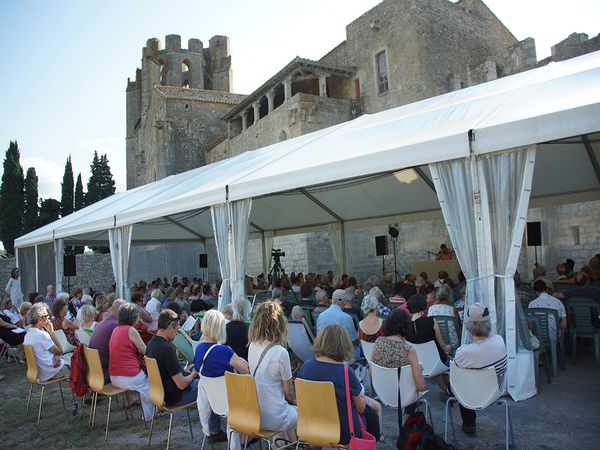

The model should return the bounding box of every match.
[40,314,49,319]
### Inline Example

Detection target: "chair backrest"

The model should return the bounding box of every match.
[200,375,228,416]
[360,340,375,363]
[398,365,420,408]
[369,362,399,408]
[224,372,261,435]
[23,344,39,383]
[410,340,449,377]
[82,346,106,393]
[301,306,315,329]
[311,309,322,326]
[75,329,91,346]
[145,356,166,408]
[433,315,460,349]
[568,301,599,336]
[525,310,552,346]
[295,378,341,447]
[288,321,315,362]
[53,329,76,353]
[527,308,558,343]
[448,361,501,410]
[173,330,195,363]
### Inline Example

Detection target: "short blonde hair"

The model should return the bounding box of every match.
[201,309,227,343]
[248,301,287,345]
[313,324,353,362]
[19,301,32,317]
[80,304,96,323]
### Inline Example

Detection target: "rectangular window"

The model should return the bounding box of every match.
[375,51,389,94]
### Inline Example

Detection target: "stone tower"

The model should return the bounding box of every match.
[126,35,244,189]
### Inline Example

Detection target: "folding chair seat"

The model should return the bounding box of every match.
[410,340,449,378]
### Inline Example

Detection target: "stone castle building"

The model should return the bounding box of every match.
[125,0,600,281]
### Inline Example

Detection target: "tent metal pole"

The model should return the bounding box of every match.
[34,245,39,293]
[582,135,600,184]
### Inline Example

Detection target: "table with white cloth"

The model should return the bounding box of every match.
[412,259,461,284]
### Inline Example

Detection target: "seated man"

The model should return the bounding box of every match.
[89,299,126,383]
[313,288,330,315]
[317,289,360,360]
[557,271,600,302]
[23,303,70,382]
[298,283,317,307]
[452,303,507,437]
[146,309,200,406]
[529,280,567,342]
[271,287,295,318]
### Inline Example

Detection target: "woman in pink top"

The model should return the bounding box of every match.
[108,303,153,421]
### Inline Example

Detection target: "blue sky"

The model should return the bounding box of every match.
[0,0,598,200]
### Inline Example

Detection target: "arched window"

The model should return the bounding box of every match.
[158,59,165,84]
[182,61,190,73]
[182,79,189,89]
[279,130,288,142]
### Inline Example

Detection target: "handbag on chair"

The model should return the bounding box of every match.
[344,364,376,450]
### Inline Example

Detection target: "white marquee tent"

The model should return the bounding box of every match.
[15,50,600,401]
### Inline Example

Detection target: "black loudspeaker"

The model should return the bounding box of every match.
[64,254,76,276]
[199,253,208,268]
[527,221,542,247]
[375,235,388,256]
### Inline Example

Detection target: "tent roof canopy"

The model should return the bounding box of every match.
[15,51,600,249]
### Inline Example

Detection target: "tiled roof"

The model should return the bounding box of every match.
[154,85,246,104]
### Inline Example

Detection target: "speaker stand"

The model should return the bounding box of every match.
[534,245,539,267]
[381,255,386,275]
[392,237,399,284]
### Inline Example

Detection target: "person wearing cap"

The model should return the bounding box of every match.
[452,302,507,437]
[317,288,360,360]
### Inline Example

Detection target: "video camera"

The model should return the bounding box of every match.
[271,248,285,259]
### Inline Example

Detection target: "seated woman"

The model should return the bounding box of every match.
[371,308,425,387]
[2,297,23,327]
[19,302,32,327]
[23,303,69,381]
[358,294,384,343]
[52,295,79,346]
[131,292,155,343]
[78,304,97,334]
[108,303,154,420]
[194,309,249,444]
[427,285,460,349]
[406,294,451,391]
[248,301,297,443]
[0,303,25,360]
[226,298,251,360]
[299,324,381,445]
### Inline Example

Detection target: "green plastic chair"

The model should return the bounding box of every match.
[527,308,562,376]
[434,315,461,357]
[567,298,600,365]
[301,305,316,332]
[525,314,552,385]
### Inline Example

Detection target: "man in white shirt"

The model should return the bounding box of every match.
[23,303,69,382]
[529,280,567,342]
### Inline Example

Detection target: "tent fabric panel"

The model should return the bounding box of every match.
[531,142,600,197]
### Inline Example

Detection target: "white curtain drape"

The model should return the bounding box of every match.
[262,231,274,278]
[228,198,252,304]
[108,226,133,301]
[430,146,537,401]
[481,146,537,400]
[327,223,347,276]
[54,238,64,293]
[429,158,496,339]
[211,204,231,310]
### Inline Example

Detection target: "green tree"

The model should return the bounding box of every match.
[85,151,115,206]
[60,155,74,217]
[38,198,61,227]
[23,167,39,233]
[74,173,84,211]
[73,173,85,254]
[0,141,24,254]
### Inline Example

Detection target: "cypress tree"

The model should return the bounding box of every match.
[86,151,115,206]
[0,141,24,254]
[73,173,85,255]
[60,155,74,217]
[23,167,39,233]
[38,198,61,227]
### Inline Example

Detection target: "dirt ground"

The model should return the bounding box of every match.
[1,342,598,449]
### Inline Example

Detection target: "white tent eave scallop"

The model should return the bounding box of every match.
[14,50,600,249]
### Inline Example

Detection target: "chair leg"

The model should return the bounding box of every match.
[550,341,558,377]
[571,329,577,361]
[105,396,113,441]
[37,386,45,425]
[166,412,174,450]
[186,407,194,439]
[444,397,454,443]
[148,406,156,448]
[26,383,33,416]
[201,434,207,450]
[543,349,552,384]
[59,381,66,409]
[533,350,539,387]
[91,392,98,427]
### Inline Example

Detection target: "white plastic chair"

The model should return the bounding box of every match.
[75,329,91,346]
[200,375,229,449]
[360,340,375,363]
[444,361,514,450]
[370,362,431,426]
[410,341,449,378]
[288,320,315,362]
[52,329,76,354]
